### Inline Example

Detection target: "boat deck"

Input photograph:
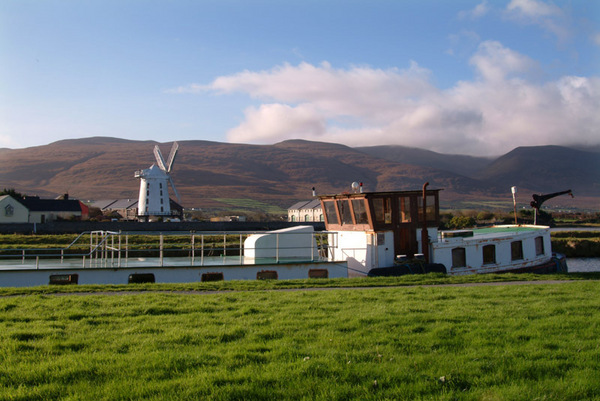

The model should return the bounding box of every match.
[439,225,549,242]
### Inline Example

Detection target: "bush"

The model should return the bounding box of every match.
[448,216,476,229]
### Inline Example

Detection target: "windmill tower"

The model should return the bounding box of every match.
[135,142,181,220]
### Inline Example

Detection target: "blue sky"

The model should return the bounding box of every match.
[1,0,598,155]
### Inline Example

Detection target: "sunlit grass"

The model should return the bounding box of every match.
[1,280,600,400]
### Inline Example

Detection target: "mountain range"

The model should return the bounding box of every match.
[1,137,598,211]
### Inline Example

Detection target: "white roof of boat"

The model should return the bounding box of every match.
[441,225,549,241]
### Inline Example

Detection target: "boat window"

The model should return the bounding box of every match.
[418,195,436,222]
[373,198,392,224]
[352,199,369,224]
[483,244,496,264]
[338,200,354,225]
[399,196,411,222]
[452,247,466,268]
[535,236,545,255]
[511,241,523,260]
[323,201,339,225]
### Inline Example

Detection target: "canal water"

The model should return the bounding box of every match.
[567,258,600,273]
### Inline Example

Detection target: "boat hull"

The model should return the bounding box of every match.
[366,253,567,277]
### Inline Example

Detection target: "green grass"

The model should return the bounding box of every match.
[1,279,600,400]
[213,198,287,214]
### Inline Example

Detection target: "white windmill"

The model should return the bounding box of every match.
[135,142,181,219]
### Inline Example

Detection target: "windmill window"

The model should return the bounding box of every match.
[160,199,163,204]
[146,190,149,196]
[160,190,163,196]
[161,206,164,212]
[160,183,163,188]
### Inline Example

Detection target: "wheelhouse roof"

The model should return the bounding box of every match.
[318,189,442,199]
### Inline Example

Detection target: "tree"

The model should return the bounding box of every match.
[0,188,25,198]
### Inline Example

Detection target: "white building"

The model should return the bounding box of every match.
[0,195,29,223]
[288,199,323,222]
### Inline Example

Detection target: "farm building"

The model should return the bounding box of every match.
[288,199,323,222]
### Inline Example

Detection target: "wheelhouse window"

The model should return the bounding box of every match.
[511,241,523,261]
[483,244,496,264]
[323,201,339,225]
[452,247,466,268]
[399,197,411,222]
[373,198,392,224]
[338,200,354,225]
[418,195,437,222]
[535,236,545,255]
[352,199,369,224]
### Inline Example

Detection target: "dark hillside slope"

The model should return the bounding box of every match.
[0,138,596,209]
[355,145,493,177]
[476,146,600,196]
[0,137,490,207]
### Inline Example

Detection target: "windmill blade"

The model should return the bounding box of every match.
[168,176,181,203]
[166,142,179,173]
[154,145,167,171]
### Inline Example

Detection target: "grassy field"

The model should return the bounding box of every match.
[1,278,600,400]
[213,198,287,215]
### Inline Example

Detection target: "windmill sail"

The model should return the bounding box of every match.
[165,142,179,172]
[154,145,167,171]
[168,176,181,203]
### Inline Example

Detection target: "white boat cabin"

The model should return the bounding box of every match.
[319,189,441,276]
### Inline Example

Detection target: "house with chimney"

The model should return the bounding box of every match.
[13,194,89,223]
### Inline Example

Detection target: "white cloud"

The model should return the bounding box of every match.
[505,0,570,42]
[177,42,599,156]
[458,1,490,19]
[227,103,327,143]
[469,41,539,82]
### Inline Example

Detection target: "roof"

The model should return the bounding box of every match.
[89,199,138,210]
[89,200,119,210]
[288,199,322,210]
[19,196,83,212]
[107,199,138,209]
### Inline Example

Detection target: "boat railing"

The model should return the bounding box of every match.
[0,230,338,269]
